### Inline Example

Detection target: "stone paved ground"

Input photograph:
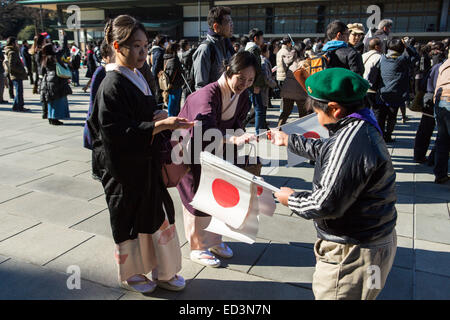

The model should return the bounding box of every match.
[0,76,449,300]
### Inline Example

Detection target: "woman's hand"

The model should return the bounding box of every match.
[274,187,295,206]
[269,129,289,146]
[153,109,168,122]
[229,132,257,146]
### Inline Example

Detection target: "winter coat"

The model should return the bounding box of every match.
[192,32,234,90]
[163,53,184,90]
[276,45,294,81]
[4,45,28,81]
[150,45,165,79]
[322,41,364,76]
[287,114,397,244]
[281,59,308,101]
[85,50,97,78]
[20,45,32,70]
[379,45,419,106]
[87,71,175,244]
[245,42,265,88]
[362,50,382,93]
[40,57,72,102]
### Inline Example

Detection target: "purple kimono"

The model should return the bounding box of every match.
[176,81,250,217]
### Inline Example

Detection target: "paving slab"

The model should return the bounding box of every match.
[377,267,413,300]
[39,160,92,177]
[0,223,94,266]
[34,146,91,162]
[395,194,414,214]
[0,184,31,204]
[0,152,66,171]
[19,174,105,201]
[415,213,450,245]
[70,210,113,239]
[394,236,414,270]
[257,214,317,249]
[414,271,450,300]
[0,212,41,242]
[0,191,106,228]
[0,258,123,300]
[176,266,314,300]
[396,212,414,238]
[414,239,450,278]
[414,181,450,201]
[249,241,315,290]
[414,196,449,219]
[0,164,52,187]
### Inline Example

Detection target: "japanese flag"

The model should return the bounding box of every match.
[190,152,277,243]
[281,113,328,166]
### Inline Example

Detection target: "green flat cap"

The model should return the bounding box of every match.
[305,68,369,104]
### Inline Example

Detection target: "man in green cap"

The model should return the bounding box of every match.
[270,68,397,300]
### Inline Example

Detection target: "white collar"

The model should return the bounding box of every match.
[105,63,152,96]
[217,73,240,121]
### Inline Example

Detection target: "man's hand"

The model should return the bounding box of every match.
[274,187,295,206]
[270,129,289,146]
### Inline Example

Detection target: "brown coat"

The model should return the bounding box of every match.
[280,59,308,101]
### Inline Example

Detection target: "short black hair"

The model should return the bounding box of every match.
[388,38,405,53]
[224,50,258,79]
[207,6,232,30]
[305,96,363,115]
[368,38,382,50]
[154,34,167,47]
[6,37,16,46]
[240,35,249,47]
[260,43,269,54]
[248,28,263,42]
[326,20,348,41]
[179,39,189,51]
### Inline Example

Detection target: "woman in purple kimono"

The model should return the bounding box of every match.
[176,51,258,267]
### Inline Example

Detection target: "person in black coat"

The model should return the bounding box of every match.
[87,15,194,294]
[162,42,184,116]
[83,43,97,92]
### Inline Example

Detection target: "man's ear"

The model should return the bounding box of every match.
[213,22,220,34]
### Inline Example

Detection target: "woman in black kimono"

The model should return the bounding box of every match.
[87,15,194,294]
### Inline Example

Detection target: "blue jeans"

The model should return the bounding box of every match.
[71,69,79,86]
[249,89,265,135]
[12,80,24,109]
[433,98,450,179]
[168,88,182,117]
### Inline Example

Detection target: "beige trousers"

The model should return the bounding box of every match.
[312,229,397,300]
[182,205,222,250]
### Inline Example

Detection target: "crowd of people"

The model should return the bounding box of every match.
[0,5,448,300]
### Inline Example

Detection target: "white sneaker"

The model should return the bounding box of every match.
[209,242,233,258]
[153,274,186,292]
[190,249,221,267]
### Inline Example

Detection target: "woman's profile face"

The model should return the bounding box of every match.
[227,66,255,95]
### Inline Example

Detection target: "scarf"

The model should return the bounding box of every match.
[217,73,241,121]
[322,40,348,52]
[105,63,152,96]
[347,107,382,135]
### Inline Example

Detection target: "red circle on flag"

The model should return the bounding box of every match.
[212,179,240,208]
[257,186,263,196]
[303,131,320,139]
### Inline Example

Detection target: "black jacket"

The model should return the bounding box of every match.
[327,46,365,76]
[287,117,397,244]
[87,71,175,244]
[40,57,72,102]
[163,53,184,90]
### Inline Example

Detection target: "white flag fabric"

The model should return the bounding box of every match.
[281,113,329,167]
[190,152,278,244]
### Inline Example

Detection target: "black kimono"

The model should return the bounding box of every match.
[87,71,175,244]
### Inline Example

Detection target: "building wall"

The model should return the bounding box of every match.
[219,0,446,36]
